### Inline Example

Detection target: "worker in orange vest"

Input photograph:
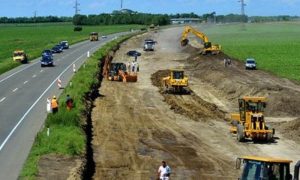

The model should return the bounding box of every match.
[51,96,59,114]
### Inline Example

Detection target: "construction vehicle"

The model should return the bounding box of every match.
[236,156,300,180]
[180,26,221,55]
[230,96,274,142]
[102,54,137,82]
[162,70,189,93]
[13,50,28,63]
[90,32,99,41]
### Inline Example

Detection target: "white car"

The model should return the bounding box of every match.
[245,58,256,70]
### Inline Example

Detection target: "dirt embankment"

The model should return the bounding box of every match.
[183,48,300,117]
[151,69,225,121]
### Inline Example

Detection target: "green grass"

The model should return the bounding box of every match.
[199,22,300,81]
[0,23,144,74]
[20,34,134,179]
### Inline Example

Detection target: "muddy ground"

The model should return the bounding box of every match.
[90,27,300,180]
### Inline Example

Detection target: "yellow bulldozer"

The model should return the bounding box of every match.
[236,156,300,180]
[181,25,221,55]
[230,96,274,142]
[90,32,99,41]
[162,70,189,93]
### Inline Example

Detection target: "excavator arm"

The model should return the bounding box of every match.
[181,26,209,47]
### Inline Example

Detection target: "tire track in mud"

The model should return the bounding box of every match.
[151,69,226,121]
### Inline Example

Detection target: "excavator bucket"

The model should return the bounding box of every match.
[125,74,138,82]
[181,39,189,46]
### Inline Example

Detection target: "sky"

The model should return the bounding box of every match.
[0,0,299,17]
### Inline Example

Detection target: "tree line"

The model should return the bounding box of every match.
[0,12,298,24]
[73,13,170,26]
[0,16,72,23]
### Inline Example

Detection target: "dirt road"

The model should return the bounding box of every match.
[91,27,300,179]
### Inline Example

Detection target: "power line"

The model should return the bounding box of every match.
[238,0,246,15]
[74,0,80,15]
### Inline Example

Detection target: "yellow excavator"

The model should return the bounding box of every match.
[181,25,221,55]
[236,156,300,180]
[162,70,188,93]
[230,96,275,142]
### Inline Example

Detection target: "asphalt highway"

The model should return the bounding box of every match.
[0,32,130,179]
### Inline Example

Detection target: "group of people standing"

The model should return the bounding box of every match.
[46,94,73,113]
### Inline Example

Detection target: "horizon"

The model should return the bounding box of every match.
[1,0,300,18]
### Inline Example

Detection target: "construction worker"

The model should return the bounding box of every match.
[157,161,171,180]
[51,96,59,114]
[66,94,73,111]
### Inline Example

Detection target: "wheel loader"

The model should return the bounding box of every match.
[236,156,300,180]
[230,96,274,142]
[162,70,188,93]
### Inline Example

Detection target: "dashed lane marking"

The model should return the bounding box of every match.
[12,88,18,92]
[0,97,6,103]
[24,81,28,84]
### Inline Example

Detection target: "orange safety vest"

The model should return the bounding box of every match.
[51,99,58,108]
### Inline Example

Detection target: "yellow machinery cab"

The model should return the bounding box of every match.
[236,156,299,180]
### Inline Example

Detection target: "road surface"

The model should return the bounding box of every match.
[0,32,130,179]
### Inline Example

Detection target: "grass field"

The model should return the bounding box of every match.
[201,22,300,81]
[0,23,144,74]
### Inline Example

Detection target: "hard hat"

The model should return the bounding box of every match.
[53,95,56,99]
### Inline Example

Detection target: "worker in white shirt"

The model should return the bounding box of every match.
[157,161,171,180]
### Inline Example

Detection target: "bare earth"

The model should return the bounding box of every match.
[91,27,300,180]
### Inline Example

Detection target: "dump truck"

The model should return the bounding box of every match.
[236,156,300,180]
[181,25,221,55]
[13,50,28,63]
[230,96,274,142]
[162,70,189,93]
[90,32,99,41]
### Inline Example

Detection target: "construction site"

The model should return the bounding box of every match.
[86,27,300,179]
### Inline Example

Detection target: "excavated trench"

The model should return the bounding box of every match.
[82,48,119,179]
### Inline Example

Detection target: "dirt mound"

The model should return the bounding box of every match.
[151,70,225,121]
[272,118,300,143]
[37,154,82,180]
[183,47,300,117]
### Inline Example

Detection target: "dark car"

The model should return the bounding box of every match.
[42,49,53,58]
[51,45,63,53]
[60,41,69,49]
[126,50,141,57]
[41,54,54,67]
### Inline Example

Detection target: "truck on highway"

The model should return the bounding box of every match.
[13,50,28,64]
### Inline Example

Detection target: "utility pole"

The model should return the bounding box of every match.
[33,11,37,23]
[121,0,123,9]
[238,0,246,15]
[74,0,80,15]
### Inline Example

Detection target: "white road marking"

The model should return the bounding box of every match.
[32,74,36,78]
[24,81,28,84]
[0,53,85,151]
[40,70,44,72]
[0,97,6,103]
[12,88,18,92]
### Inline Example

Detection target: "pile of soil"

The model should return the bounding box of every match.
[151,70,225,121]
[37,154,82,180]
[272,118,300,143]
[183,47,300,117]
